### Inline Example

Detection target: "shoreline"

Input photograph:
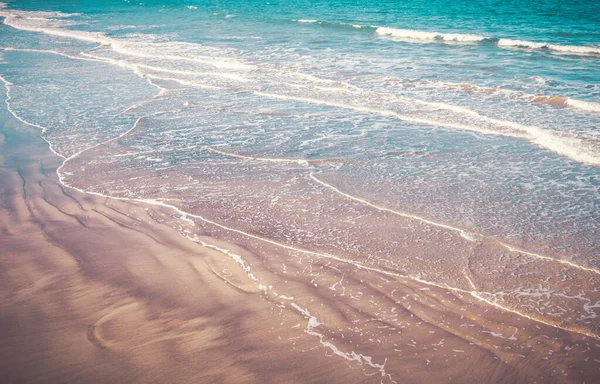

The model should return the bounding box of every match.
[0,113,361,383]
[2,110,600,382]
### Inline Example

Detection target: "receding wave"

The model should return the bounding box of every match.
[376,27,488,43]
[428,81,600,113]
[498,38,600,56]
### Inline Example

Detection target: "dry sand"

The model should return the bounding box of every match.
[1,114,600,383]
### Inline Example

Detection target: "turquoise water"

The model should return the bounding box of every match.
[1,0,599,336]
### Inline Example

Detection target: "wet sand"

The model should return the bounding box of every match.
[1,113,600,383]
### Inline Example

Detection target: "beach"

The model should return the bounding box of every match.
[2,112,599,383]
[0,113,359,383]
[1,0,599,382]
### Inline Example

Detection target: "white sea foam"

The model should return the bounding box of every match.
[498,38,600,56]
[376,27,487,43]
[108,40,256,71]
[0,9,110,44]
[566,98,600,113]
[0,8,255,71]
[297,19,318,24]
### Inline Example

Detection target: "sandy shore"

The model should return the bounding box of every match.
[1,112,600,383]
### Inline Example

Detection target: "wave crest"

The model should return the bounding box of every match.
[376,27,487,43]
[498,38,600,56]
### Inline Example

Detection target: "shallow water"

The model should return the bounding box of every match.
[1,0,599,341]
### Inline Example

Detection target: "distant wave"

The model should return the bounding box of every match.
[377,29,600,56]
[498,39,600,56]
[376,27,488,43]
[293,19,600,56]
[296,19,366,31]
[430,82,600,113]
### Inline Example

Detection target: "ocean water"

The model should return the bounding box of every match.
[1,0,599,342]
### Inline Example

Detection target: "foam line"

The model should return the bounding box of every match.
[185,234,259,282]
[204,146,309,165]
[500,243,600,275]
[290,302,394,382]
[427,81,600,114]
[310,172,600,275]
[308,172,476,239]
[83,52,250,82]
[108,42,257,71]
[0,10,111,44]
[566,98,600,113]
[254,91,510,135]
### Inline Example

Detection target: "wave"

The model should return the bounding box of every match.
[498,39,600,56]
[0,8,110,44]
[253,90,600,166]
[376,29,600,56]
[296,19,367,32]
[428,81,600,113]
[565,98,600,113]
[296,20,600,57]
[0,9,255,71]
[376,27,488,43]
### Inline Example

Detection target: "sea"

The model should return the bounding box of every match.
[1,0,599,346]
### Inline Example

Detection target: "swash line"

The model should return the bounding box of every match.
[308,172,600,275]
[200,143,600,276]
